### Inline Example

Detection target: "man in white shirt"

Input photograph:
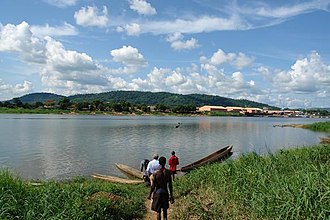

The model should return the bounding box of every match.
[146,153,160,185]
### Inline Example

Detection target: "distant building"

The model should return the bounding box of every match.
[198,105,227,112]
[244,107,263,114]
[226,106,244,113]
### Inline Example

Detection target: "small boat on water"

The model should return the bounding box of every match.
[179,145,233,172]
[91,173,144,184]
[115,163,144,179]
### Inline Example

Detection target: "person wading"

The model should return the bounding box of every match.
[147,156,174,220]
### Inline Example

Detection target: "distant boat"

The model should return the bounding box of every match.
[175,123,182,128]
[115,163,144,179]
[179,145,233,172]
[92,173,143,184]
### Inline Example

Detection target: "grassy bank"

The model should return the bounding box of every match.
[2,145,329,219]
[0,172,148,219]
[302,121,330,133]
[1,120,329,219]
[0,107,71,114]
[172,144,330,219]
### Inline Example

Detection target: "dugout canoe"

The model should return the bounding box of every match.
[115,163,144,179]
[180,145,233,172]
[91,173,144,184]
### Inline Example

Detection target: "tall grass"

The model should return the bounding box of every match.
[303,121,330,133]
[0,172,148,220]
[172,144,330,219]
[0,107,70,114]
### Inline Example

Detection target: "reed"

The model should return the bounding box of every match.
[302,121,330,133]
[0,172,147,220]
[172,144,330,219]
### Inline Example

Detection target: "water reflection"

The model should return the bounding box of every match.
[0,114,327,180]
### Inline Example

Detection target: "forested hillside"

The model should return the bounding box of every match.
[69,91,276,108]
[9,91,277,109]
[17,93,65,103]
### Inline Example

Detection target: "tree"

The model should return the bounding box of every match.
[13,98,23,107]
[58,98,71,110]
[155,104,168,112]
[172,104,196,113]
[141,104,150,113]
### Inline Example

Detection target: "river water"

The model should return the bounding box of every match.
[0,114,328,180]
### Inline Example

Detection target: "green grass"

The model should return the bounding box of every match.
[302,121,330,133]
[0,107,71,114]
[172,144,330,219]
[2,144,330,219]
[0,172,148,220]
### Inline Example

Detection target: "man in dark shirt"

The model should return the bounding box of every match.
[147,156,174,220]
[140,159,150,172]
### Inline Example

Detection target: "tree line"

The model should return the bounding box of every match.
[0,97,198,114]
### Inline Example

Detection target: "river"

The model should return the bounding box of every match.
[0,114,328,180]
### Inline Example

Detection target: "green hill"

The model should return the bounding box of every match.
[68,91,277,109]
[10,90,278,109]
[13,93,65,103]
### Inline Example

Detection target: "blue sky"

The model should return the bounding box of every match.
[0,0,329,108]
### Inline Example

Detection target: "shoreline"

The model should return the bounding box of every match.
[1,143,329,219]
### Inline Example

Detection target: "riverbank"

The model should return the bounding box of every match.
[0,172,149,219]
[274,121,330,143]
[1,143,329,219]
[1,121,329,219]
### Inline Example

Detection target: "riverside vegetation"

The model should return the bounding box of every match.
[0,121,329,219]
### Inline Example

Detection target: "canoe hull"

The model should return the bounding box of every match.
[180,145,233,172]
[92,173,143,184]
[115,163,144,179]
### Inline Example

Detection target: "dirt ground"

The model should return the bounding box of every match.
[143,198,173,220]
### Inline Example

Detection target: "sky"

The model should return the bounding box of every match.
[0,0,329,109]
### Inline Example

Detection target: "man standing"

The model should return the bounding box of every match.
[148,156,174,220]
[140,159,150,172]
[140,159,150,185]
[146,153,160,186]
[168,151,179,180]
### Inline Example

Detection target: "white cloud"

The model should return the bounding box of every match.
[0,22,124,96]
[0,22,46,64]
[255,51,330,108]
[166,33,199,51]
[117,23,141,36]
[74,6,109,28]
[126,1,329,36]
[30,23,78,37]
[142,16,247,35]
[109,66,139,75]
[44,37,97,73]
[111,45,147,67]
[129,0,156,16]
[207,49,254,69]
[44,0,77,8]
[272,51,330,93]
[14,81,33,94]
[164,70,186,86]
[252,1,329,18]
[0,79,33,100]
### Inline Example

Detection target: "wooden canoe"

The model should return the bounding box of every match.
[180,145,233,172]
[92,173,144,184]
[115,163,144,180]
